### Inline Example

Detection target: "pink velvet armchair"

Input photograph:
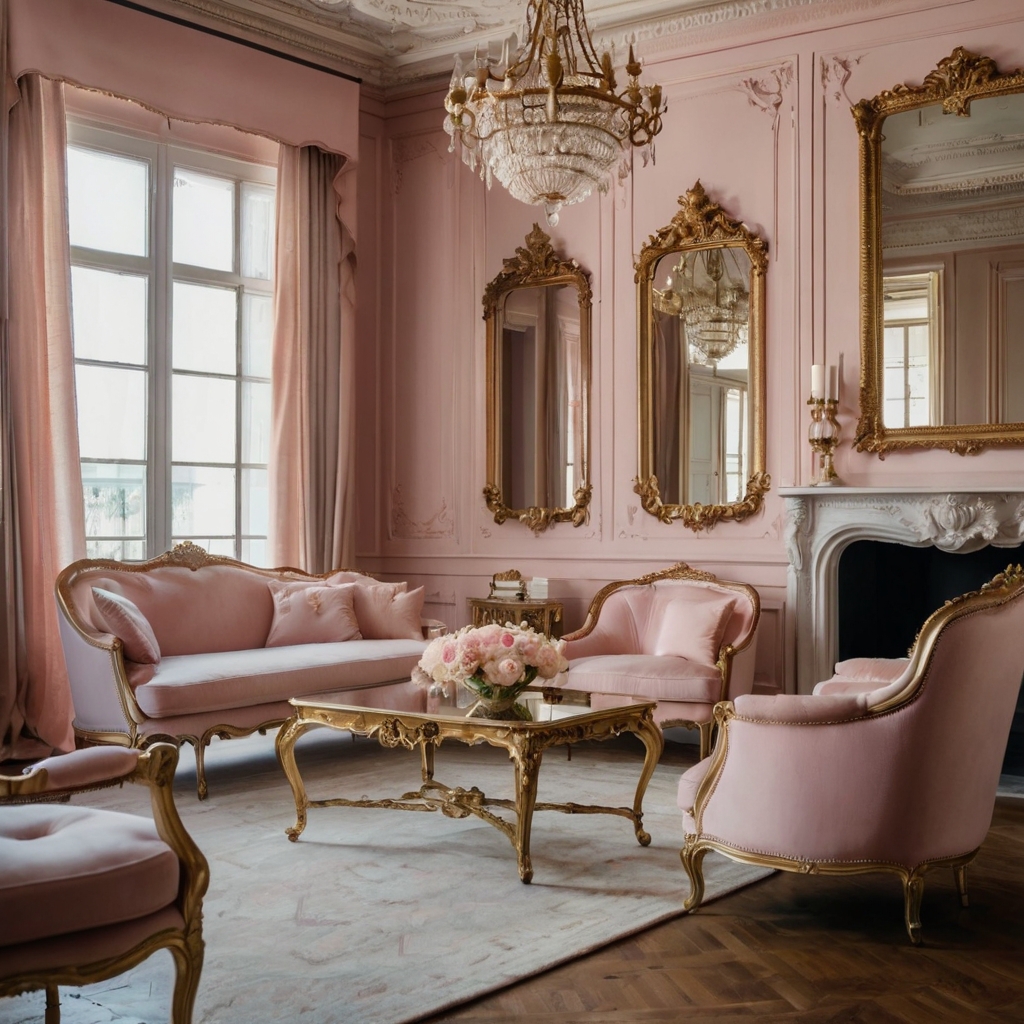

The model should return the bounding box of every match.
[0,744,209,1023]
[562,563,760,758]
[678,565,1024,944]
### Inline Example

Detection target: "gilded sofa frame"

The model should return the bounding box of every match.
[562,562,761,758]
[854,48,1024,456]
[54,541,397,800]
[0,743,209,1023]
[681,565,1024,943]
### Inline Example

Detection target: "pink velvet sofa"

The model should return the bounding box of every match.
[678,565,1024,944]
[0,743,207,1023]
[561,563,760,758]
[56,542,439,798]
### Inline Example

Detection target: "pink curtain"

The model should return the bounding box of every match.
[1,74,84,758]
[269,145,356,574]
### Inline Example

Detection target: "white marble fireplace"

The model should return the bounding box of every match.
[780,487,1024,694]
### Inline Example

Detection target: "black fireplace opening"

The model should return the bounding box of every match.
[837,539,1024,777]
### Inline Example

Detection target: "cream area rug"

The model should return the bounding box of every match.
[1,730,771,1024]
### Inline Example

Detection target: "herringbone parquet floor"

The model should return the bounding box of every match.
[427,744,1024,1023]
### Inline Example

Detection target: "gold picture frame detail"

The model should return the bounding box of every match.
[484,224,593,533]
[854,47,1024,456]
[634,182,770,530]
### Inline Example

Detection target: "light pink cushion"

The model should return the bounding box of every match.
[566,654,721,702]
[832,657,909,681]
[91,587,161,664]
[132,639,427,717]
[352,584,425,641]
[265,581,361,648]
[0,805,180,946]
[650,591,736,665]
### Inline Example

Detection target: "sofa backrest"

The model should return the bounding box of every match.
[60,549,382,657]
[606,579,756,663]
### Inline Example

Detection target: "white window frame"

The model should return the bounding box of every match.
[67,120,276,561]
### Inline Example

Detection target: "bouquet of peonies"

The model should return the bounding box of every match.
[413,621,568,704]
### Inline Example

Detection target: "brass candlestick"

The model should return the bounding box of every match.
[808,397,840,486]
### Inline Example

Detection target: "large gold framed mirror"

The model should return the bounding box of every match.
[484,225,592,533]
[635,182,769,531]
[855,48,1024,455]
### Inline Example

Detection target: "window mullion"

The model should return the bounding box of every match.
[152,143,172,557]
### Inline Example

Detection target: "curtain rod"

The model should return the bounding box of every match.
[101,0,362,84]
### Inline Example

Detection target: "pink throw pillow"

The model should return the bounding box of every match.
[92,587,161,664]
[266,581,362,647]
[352,583,425,641]
[650,593,736,666]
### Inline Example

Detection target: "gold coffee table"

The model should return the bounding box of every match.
[275,687,664,883]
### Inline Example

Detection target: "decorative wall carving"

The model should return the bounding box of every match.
[783,488,1024,694]
[390,487,455,540]
[739,63,794,122]
[819,54,863,106]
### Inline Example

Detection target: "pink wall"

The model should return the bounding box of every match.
[356,0,1024,693]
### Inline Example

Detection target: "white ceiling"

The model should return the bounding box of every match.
[159,0,833,90]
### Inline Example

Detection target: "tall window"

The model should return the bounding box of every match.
[67,123,276,563]
[882,271,941,428]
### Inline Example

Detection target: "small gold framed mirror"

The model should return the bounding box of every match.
[635,182,769,530]
[854,48,1024,455]
[483,225,592,533]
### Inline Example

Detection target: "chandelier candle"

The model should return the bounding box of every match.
[443,0,666,225]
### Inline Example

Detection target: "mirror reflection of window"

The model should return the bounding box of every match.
[498,285,580,511]
[652,247,751,507]
[882,271,941,428]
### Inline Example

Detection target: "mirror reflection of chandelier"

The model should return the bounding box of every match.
[442,0,666,227]
[654,249,750,367]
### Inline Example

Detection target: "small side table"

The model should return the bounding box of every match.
[468,597,563,638]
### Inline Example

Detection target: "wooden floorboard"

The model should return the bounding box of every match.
[425,744,1024,1023]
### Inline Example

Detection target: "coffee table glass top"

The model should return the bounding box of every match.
[290,685,650,725]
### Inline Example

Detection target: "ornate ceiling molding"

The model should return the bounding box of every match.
[158,0,917,92]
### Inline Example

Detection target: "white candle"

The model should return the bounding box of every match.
[810,364,825,400]
[828,365,838,401]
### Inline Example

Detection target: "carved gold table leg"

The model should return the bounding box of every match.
[420,738,435,783]
[275,714,316,842]
[512,738,543,884]
[632,710,664,846]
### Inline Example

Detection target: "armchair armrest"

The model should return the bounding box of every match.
[1,746,141,798]
[732,692,870,724]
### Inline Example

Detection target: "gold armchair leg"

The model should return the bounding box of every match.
[903,871,925,945]
[170,933,204,1024]
[680,842,708,912]
[44,984,60,1024]
[953,863,969,908]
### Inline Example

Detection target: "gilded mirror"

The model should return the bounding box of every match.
[484,225,592,533]
[855,48,1024,455]
[635,182,769,530]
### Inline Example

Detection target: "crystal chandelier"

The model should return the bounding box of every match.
[654,248,749,367]
[443,0,665,226]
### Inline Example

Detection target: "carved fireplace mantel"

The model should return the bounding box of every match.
[780,487,1024,694]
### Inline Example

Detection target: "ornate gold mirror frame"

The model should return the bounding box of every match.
[855,48,1024,456]
[484,225,592,533]
[635,182,769,531]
